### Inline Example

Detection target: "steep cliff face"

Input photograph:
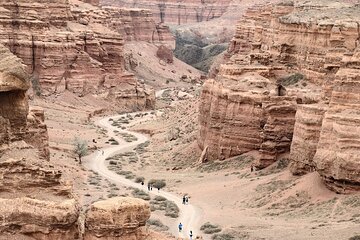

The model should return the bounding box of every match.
[199,0,360,191]
[314,47,360,193]
[289,104,327,175]
[199,73,297,168]
[0,44,80,239]
[101,0,234,25]
[71,3,174,48]
[0,0,156,111]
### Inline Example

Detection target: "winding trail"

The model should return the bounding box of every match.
[85,112,203,239]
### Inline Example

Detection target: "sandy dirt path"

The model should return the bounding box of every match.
[85,112,203,239]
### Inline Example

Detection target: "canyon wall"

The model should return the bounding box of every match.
[0,43,80,239]
[0,42,163,240]
[198,0,360,191]
[101,0,234,25]
[0,0,159,112]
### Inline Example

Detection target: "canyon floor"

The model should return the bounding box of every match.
[31,90,360,240]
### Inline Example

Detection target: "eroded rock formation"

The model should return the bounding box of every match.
[0,44,80,239]
[85,197,151,240]
[101,0,234,25]
[199,0,360,191]
[0,0,158,111]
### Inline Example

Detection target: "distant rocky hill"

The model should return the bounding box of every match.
[198,0,360,193]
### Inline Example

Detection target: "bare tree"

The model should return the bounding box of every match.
[73,137,88,164]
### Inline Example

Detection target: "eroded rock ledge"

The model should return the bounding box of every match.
[198,0,360,192]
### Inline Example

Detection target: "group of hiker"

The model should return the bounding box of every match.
[178,223,193,240]
[141,182,162,192]
[182,195,189,205]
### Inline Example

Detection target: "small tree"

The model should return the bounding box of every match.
[73,137,88,164]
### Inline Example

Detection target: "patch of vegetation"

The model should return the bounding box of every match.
[132,189,150,201]
[198,154,254,173]
[134,176,145,183]
[200,222,222,234]
[148,179,166,189]
[150,197,179,218]
[212,233,235,240]
[154,196,166,202]
[349,236,360,240]
[116,170,135,179]
[147,219,169,231]
[164,200,179,218]
[279,73,305,86]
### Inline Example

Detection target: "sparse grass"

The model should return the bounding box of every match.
[132,189,150,201]
[134,176,145,183]
[147,219,169,231]
[198,155,253,173]
[200,222,222,234]
[150,197,179,218]
[165,200,179,218]
[148,179,166,189]
[107,193,118,198]
[349,236,360,240]
[154,196,166,202]
[212,233,235,240]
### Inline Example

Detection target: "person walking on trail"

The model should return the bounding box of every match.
[147,184,150,191]
[185,196,189,205]
[178,223,183,232]
[182,196,186,205]
[189,230,193,240]
[157,187,160,192]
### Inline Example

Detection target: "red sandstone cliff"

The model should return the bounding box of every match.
[198,0,360,192]
[101,0,235,25]
[0,0,163,112]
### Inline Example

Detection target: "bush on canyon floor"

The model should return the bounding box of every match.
[212,233,235,240]
[147,219,169,231]
[150,197,179,218]
[134,176,145,183]
[117,170,135,179]
[200,222,222,234]
[132,189,150,201]
[165,200,179,218]
[148,179,166,189]
[349,236,360,240]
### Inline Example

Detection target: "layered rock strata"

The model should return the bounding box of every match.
[199,0,360,191]
[313,47,360,193]
[0,0,156,111]
[101,0,234,25]
[85,197,151,240]
[0,44,80,239]
[71,3,174,48]
[289,104,327,175]
[199,74,297,167]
